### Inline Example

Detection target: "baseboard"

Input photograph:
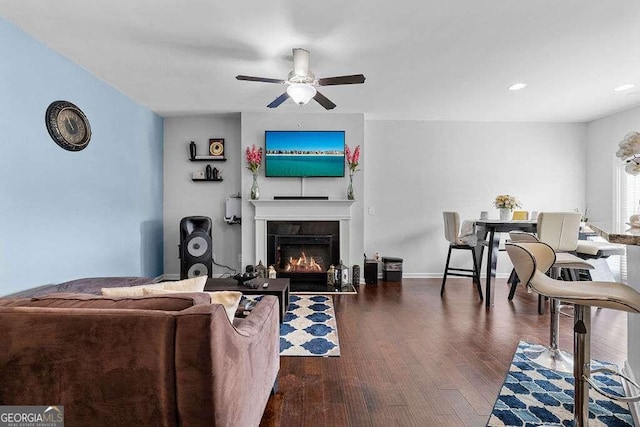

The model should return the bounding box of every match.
[395,273,511,279]
[622,361,640,426]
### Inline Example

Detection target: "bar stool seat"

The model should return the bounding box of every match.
[506,241,640,426]
[576,240,625,259]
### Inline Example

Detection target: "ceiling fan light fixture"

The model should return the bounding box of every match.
[287,83,317,105]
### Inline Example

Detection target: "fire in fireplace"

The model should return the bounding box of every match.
[274,234,332,276]
[279,252,325,273]
[267,221,340,290]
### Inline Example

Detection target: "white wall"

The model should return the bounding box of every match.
[163,114,589,280]
[163,115,242,276]
[586,104,640,223]
[364,120,587,277]
[240,112,365,270]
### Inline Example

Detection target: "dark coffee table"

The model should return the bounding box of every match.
[204,278,290,322]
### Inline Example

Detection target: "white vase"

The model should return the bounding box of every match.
[499,208,511,221]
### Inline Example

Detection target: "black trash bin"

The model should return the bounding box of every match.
[382,257,403,282]
[364,259,378,284]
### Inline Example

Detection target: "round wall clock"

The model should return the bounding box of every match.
[45,101,92,151]
[209,139,225,156]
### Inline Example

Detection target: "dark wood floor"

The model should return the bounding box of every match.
[260,278,628,427]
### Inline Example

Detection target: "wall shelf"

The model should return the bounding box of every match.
[191,178,224,182]
[190,157,227,162]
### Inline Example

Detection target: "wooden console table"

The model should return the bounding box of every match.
[204,277,290,322]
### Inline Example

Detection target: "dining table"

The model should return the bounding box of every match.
[473,219,538,308]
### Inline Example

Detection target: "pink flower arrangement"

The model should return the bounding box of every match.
[345,144,360,175]
[245,144,262,174]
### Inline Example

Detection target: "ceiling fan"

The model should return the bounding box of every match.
[236,48,366,110]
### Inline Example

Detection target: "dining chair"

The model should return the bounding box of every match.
[511,210,528,220]
[441,212,483,299]
[506,241,640,426]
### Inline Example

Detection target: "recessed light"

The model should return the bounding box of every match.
[614,84,635,92]
[508,83,527,91]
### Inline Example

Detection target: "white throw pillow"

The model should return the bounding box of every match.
[142,287,241,323]
[161,276,207,292]
[207,291,242,323]
[101,283,164,297]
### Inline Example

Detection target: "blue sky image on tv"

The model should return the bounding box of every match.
[265,131,345,177]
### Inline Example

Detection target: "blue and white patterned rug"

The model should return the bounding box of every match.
[280,295,340,357]
[488,341,634,426]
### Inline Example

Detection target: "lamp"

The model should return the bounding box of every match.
[286,83,316,105]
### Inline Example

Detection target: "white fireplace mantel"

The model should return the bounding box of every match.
[250,199,355,268]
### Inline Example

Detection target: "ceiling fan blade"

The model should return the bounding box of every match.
[236,75,286,84]
[317,74,366,86]
[313,91,336,110]
[267,92,290,108]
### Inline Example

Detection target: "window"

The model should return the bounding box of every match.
[614,155,640,282]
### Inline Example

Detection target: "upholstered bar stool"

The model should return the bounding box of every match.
[506,241,640,426]
[507,231,594,372]
[441,212,483,299]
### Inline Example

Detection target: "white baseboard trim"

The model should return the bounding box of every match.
[400,273,511,279]
[622,361,640,426]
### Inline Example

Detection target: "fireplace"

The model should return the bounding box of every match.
[250,199,355,290]
[267,221,340,290]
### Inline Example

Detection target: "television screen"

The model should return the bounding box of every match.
[265,131,345,177]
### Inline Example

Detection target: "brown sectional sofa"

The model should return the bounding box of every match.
[0,278,280,427]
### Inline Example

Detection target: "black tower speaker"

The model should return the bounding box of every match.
[179,216,212,279]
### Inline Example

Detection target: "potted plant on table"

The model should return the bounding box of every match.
[493,194,521,220]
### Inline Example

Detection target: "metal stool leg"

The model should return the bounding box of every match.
[524,267,574,372]
[523,297,573,372]
[574,304,591,427]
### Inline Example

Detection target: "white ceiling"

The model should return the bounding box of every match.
[3,0,640,122]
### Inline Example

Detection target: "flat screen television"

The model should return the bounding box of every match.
[265,130,345,177]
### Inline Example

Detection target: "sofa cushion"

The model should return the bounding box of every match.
[208,291,242,323]
[143,288,241,323]
[160,276,207,292]
[101,276,207,297]
[101,283,164,297]
[10,292,210,311]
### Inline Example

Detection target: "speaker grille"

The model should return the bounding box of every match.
[187,263,209,278]
[187,235,209,257]
[180,216,213,280]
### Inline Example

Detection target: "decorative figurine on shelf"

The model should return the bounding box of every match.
[212,167,219,180]
[268,265,277,279]
[327,265,335,287]
[255,260,267,278]
[206,164,213,180]
[189,141,197,160]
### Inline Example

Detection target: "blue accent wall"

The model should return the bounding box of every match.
[0,18,164,294]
